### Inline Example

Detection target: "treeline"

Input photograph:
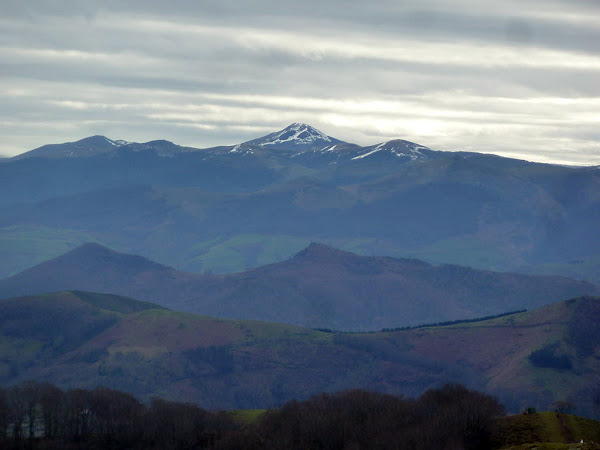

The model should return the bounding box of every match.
[0,382,505,449]
[0,381,236,449]
[314,309,527,334]
[380,309,528,332]
[219,384,505,450]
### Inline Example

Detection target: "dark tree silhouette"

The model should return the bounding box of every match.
[417,384,506,450]
[221,385,505,450]
[0,381,508,449]
[88,386,144,446]
[144,397,235,449]
[7,384,26,441]
[39,382,64,439]
[64,388,93,441]
[20,380,44,439]
[0,387,8,441]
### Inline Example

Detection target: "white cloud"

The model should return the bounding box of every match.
[0,0,599,165]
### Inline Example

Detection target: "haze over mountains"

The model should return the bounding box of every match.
[2,123,600,420]
[1,242,598,330]
[3,123,599,285]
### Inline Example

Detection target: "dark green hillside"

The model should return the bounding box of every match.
[0,291,160,340]
[0,292,599,414]
[0,291,164,380]
[491,411,600,448]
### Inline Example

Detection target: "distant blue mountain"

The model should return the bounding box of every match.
[2,123,600,285]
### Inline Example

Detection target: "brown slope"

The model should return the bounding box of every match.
[0,243,599,330]
[1,291,598,414]
[400,296,600,415]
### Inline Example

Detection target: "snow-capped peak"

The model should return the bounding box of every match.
[259,123,333,147]
[240,123,344,151]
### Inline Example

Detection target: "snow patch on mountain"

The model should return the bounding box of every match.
[352,140,430,160]
[229,144,254,154]
[352,143,386,160]
[112,139,132,146]
[104,137,132,147]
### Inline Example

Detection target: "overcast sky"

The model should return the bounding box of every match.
[1,0,599,165]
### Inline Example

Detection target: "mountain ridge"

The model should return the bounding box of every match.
[8,123,437,163]
[1,242,598,331]
[11,135,202,160]
[3,123,600,285]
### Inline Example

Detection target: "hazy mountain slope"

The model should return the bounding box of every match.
[1,243,598,330]
[1,291,598,414]
[0,147,290,207]
[12,135,128,159]
[2,185,174,231]
[0,243,184,301]
[191,243,599,329]
[3,124,600,282]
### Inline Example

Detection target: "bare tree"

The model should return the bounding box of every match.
[39,382,64,439]
[88,386,144,446]
[0,387,8,441]
[7,385,26,441]
[64,388,92,441]
[20,380,45,439]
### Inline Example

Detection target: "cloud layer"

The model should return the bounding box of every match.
[1,0,599,165]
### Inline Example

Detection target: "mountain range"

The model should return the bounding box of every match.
[1,290,598,414]
[9,123,435,163]
[3,123,600,417]
[0,242,598,330]
[3,123,599,285]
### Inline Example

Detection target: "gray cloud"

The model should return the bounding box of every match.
[1,0,599,165]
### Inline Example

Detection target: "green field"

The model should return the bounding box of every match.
[492,412,600,449]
